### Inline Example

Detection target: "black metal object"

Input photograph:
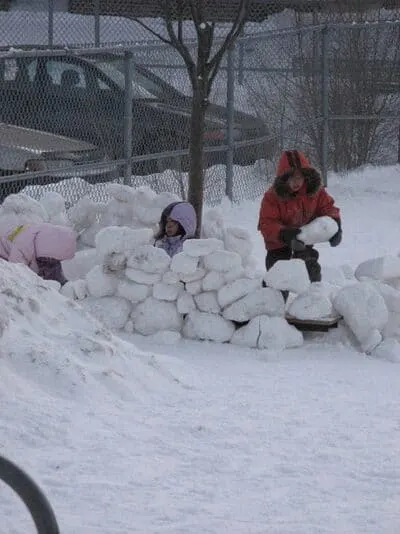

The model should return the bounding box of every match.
[0,455,60,534]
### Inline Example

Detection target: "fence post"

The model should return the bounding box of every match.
[321,25,329,186]
[225,45,235,202]
[123,51,133,185]
[48,0,54,47]
[94,0,100,47]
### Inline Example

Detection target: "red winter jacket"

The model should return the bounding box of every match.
[258,164,340,250]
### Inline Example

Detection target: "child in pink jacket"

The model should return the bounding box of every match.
[0,222,77,285]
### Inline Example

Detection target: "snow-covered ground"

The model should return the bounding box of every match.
[1,163,400,533]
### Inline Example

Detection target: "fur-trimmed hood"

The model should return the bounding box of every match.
[273,167,322,198]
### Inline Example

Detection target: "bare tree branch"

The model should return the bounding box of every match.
[207,0,250,90]
[132,18,171,45]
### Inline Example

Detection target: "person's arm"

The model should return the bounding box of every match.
[257,193,284,246]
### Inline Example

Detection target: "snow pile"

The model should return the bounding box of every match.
[0,259,184,401]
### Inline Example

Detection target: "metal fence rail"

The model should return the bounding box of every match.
[0,2,400,205]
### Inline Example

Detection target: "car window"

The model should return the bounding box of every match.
[94,62,155,99]
[45,60,87,89]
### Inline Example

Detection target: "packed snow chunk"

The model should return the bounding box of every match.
[355,255,400,281]
[177,292,196,314]
[95,226,154,263]
[287,291,334,320]
[185,279,202,295]
[80,296,131,330]
[264,259,310,294]
[116,279,151,303]
[106,182,136,203]
[333,282,389,352]
[0,193,48,224]
[67,195,99,232]
[162,270,180,284]
[258,316,304,350]
[360,329,383,354]
[62,247,98,281]
[40,191,69,225]
[60,279,88,300]
[202,208,224,240]
[194,291,221,314]
[127,245,171,274]
[102,198,135,228]
[132,297,182,335]
[153,282,184,302]
[125,268,162,285]
[131,186,158,225]
[203,250,242,273]
[202,271,225,291]
[223,227,252,260]
[179,267,206,283]
[149,330,182,345]
[103,252,127,273]
[230,316,261,348]
[372,338,400,363]
[183,310,235,343]
[297,216,338,245]
[79,222,103,248]
[170,252,199,275]
[223,287,285,322]
[224,264,245,283]
[369,281,400,313]
[217,278,261,309]
[183,238,224,257]
[85,265,119,298]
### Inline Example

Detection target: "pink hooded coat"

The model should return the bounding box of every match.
[0,222,77,273]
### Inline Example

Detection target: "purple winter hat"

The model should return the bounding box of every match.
[169,202,197,238]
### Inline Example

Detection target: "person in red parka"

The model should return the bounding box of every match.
[258,149,341,284]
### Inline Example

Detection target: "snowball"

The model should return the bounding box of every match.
[132,297,182,335]
[127,245,171,274]
[263,259,310,294]
[125,268,162,285]
[230,316,261,348]
[194,291,221,314]
[80,296,131,330]
[202,208,225,239]
[223,227,252,260]
[85,265,119,298]
[62,248,98,281]
[222,288,285,322]
[153,282,184,301]
[371,338,400,363]
[183,238,224,257]
[355,256,400,281]
[202,271,225,291]
[170,252,199,275]
[116,279,151,303]
[224,264,245,283]
[217,277,262,309]
[40,191,69,225]
[287,291,334,320]
[203,250,242,273]
[95,226,154,263]
[185,279,202,295]
[67,195,99,232]
[333,282,389,351]
[179,267,206,283]
[183,310,235,343]
[258,316,304,350]
[177,292,196,314]
[0,193,48,224]
[297,216,338,245]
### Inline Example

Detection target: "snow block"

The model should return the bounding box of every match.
[183,310,235,343]
[86,265,119,298]
[183,238,224,257]
[263,259,310,294]
[81,296,131,330]
[298,216,338,245]
[217,277,262,309]
[132,297,182,335]
[222,287,285,322]
[355,255,400,281]
[127,245,171,274]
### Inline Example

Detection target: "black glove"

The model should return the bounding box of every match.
[279,227,306,251]
[329,218,342,247]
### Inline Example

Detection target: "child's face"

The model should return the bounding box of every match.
[165,217,180,237]
[287,171,305,192]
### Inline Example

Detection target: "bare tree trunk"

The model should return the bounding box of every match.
[188,83,207,235]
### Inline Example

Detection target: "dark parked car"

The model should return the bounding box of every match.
[0,50,268,174]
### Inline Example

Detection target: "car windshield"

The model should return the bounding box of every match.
[95,62,157,99]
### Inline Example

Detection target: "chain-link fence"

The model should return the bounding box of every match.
[1,1,400,206]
